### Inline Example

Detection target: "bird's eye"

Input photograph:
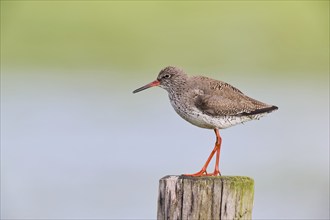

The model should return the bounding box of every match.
[163,74,171,79]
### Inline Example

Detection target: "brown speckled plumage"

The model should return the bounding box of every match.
[133,66,278,176]
[154,66,278,129]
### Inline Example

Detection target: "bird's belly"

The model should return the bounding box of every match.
[171,101,254,129]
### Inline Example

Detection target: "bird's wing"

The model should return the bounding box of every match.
[193,79,275,117]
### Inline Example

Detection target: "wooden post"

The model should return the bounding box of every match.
[157,175,254,220]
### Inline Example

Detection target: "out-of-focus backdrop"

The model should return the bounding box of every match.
[1,1,329,219]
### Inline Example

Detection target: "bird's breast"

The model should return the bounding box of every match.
[169,93,216,129]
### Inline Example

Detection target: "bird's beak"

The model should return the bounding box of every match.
[133,80,160,93]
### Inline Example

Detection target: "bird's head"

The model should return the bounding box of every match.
[133,66,187,93]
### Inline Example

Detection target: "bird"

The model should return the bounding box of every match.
[133,66,278,176]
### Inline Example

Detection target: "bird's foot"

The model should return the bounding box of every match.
[183,169,206,177]
[203,170,221,176]
[183,169,221,177]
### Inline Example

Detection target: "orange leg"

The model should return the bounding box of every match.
[184,129,222,177]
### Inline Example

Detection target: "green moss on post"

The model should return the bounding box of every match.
[157,175,254,220]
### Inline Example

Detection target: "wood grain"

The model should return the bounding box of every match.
[157,175,254,220]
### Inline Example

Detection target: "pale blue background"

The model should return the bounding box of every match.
[1,1,329,219]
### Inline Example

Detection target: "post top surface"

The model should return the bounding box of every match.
[160,175,254,182]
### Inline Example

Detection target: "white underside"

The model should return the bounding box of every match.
[170,100,265,129]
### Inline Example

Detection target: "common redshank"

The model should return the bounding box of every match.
[133,66,278,176]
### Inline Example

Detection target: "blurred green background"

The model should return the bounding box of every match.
[2,1,328,75]
[1,1,329,219]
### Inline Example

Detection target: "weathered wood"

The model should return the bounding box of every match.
[157,175,254,220]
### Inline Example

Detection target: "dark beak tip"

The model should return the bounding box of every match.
[132,80,160,94]
[132,87,147,94]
